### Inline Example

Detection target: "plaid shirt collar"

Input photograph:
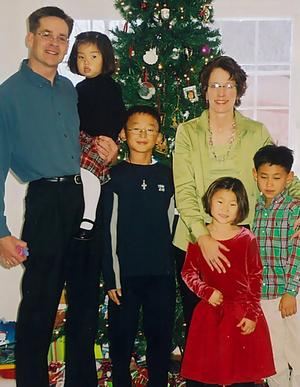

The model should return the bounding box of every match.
[257,189,288,210]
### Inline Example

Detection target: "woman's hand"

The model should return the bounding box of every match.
[95,136,119,165]
[197,234,230,273]
[237,317,256,335]
[208,289,223,307]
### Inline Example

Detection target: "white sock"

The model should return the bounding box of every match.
[80,168,101,230]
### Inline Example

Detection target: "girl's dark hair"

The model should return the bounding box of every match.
[253,145,294,173]
[200,55,247,107]
[202,177,249,225]
[125,105,161,131]
[68,31,116,75]
[28,6,74,36]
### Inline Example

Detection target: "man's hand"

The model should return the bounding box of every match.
[108,288,122,305]
[0,236,27,269]
[197,234,230,273]
[95,136,119,165]
[279,293,297,318]
[292,217,300,239]
[237,317,256,335]
[208,289,223,307]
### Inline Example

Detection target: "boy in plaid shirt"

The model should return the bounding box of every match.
[252,145,300,387]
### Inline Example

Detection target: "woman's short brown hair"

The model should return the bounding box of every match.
[200,55,247,107]
[202,177,249,225]
[68,31,116,75]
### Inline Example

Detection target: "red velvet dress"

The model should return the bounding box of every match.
[181,227,275,385]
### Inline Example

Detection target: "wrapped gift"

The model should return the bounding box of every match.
[97,358,112,385]
[48,336,65,363]
[94,342,102,360]
[0,320,15,346]
[131,366,148,386]
[0,363,16,379]
[49,361,65,386]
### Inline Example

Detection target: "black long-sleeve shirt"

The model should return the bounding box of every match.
[101,161,175,289]
[76,74,126,140]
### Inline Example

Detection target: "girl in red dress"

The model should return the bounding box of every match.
[181,177,275,387]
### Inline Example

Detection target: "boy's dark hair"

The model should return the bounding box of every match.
[125,105,161,131]
[202,177,249,225]
[68,31,116,75]
[200,55,247,107]
[28,6,74,36]
[253,145,294,173]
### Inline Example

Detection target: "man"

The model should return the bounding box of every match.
[0,6,114,387]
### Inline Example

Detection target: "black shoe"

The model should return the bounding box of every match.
[73,219,95,241]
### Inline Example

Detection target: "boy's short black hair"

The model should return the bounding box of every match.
[202,177,249,225]
[253,145,294,173]
[125,105,161,131]
[68,31,116,75]
[28,6,74,36]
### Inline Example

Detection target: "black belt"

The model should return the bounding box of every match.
[32,174,82,184]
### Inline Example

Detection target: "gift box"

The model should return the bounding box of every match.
[49,361,65,386]
[0,363,16,379]
[0,320,15,346]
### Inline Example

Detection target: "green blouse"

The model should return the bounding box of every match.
[173,109,300,251]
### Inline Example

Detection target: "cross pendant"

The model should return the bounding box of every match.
[141,179,147,190]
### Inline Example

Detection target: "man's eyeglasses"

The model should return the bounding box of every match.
[127,128,158,136]
[36,31,69,44]
[208,82,236,90]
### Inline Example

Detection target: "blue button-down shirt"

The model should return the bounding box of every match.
[0,60,81,237]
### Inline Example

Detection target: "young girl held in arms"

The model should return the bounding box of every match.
[181,177,275,387]
[68,31,126,240]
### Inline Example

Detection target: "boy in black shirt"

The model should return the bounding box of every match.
[102,105,175,387]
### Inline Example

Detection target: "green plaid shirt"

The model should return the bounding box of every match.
[252,190,300,299]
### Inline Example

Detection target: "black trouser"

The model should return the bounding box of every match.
[108,275,176,387]
[15,179,102,387]
[174,245,199,335]
[186,381,256,387]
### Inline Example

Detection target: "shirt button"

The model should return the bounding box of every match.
[71,156,74,159]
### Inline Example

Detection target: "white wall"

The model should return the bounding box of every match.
[1,0,300,320]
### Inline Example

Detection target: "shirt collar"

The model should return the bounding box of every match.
[20,59,61,87]
[257,189,287,210]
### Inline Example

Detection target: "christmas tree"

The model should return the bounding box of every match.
[113,0,222,161]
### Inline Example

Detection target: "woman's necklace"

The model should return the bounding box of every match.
[207,116,237,162]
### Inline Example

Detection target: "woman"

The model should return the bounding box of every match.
[173,55,300,328]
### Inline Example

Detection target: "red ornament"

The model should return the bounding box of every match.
[200,44,211,56]
[129,46,135,57]
[140,1,148,10]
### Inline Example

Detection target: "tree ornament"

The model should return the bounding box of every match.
[143,47,158,65]
[200,44,211,56]
[181,110,190,120]
[184,47,193,60]
[155,135,168,155]
[140,0,148,10]
[168,19,176,29]
[199,4,211,23]
[138,76,156,99]
[153,11,162,26]
[129,46,135,57]
[171,48,180,60]
[160,6,170,20]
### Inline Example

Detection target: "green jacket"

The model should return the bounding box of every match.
[173,109,300,251]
